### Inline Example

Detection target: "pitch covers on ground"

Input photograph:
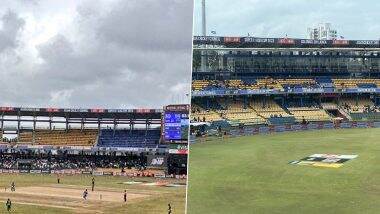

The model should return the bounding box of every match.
[289,154,358,168]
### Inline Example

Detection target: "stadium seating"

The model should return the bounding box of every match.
[18,129,98,146]
[338,97,380,121]
[255,78,283,90]
[224,112,265,125]
[191,97,337,124]
[191,77,380,125]
[288,107,332,122]
[192,78,380,92]
[249,98,295,124]
[18,131,32,143]
[350,112,380,121]
[227,79,244,89]
[333,79,380,89]
[321,102,338,110]
[250,98,289,117]
[340,97,374,113]
[192,99,266,124]
[218,99,266,125]
[192,80,210,91]
[315,77,334,88]
[97,129,160,148]
[191,104,223,122]
[278,78,317,88]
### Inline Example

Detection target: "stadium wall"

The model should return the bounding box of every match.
[0,168,187,179]
[194,121,380,141]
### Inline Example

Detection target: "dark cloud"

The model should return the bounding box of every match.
[0,0,193,109]
[0,10,24,52]
[97,0,193,51]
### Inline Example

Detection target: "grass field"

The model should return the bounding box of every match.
[0,174,186,213]
[187,128,380,214]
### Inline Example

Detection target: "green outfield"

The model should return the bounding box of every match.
[0,174,186,213]
[187,128,380,214]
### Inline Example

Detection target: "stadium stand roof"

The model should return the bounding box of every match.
[193,36,380,49]
[0,107,163,120]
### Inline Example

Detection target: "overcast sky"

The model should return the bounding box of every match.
[194,0,380,39]
[0,0,193,109]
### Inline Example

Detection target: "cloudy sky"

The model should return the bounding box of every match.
[0,0,193,109]
[194,0,380,39]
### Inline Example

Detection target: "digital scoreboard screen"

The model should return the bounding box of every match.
[164,111,189,142]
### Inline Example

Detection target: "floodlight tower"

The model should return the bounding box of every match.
[201,0,207,72]
[202,0,206,36]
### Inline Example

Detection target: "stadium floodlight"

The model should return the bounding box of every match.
[202,0,206,36]
[201,0,207,72]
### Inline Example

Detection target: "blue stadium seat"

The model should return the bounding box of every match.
[97,129,161,148]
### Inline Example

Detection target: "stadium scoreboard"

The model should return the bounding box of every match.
[163,105,189,144]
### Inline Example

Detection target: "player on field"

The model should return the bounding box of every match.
[91,177,95,191]
[5,198,11,212]
[57,175,60,184]
[124,190,127,203]
[168,203,172,214]
[10,182,15,192]
[83,189,88,200]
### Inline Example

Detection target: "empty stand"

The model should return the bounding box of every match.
[192,80,210,91]
[288,107,332,122]
[333,79,380,89]
[18,129,98,146]
[97,129,160,148]
[249,97,295,124]
[218,99,265,125]
[193,78,380,92]
[340,97,374,113]
[192,103,222,122]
